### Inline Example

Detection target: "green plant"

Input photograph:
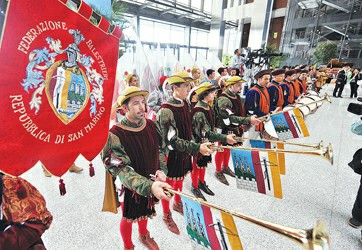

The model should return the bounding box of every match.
[265,43,285,68]
[89,0,130,58]
[222,54,233,67]
[313,41,337,66]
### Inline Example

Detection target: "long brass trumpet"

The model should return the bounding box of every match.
[208,143,334,165]
[164,188,330,250]
[258,93,332,122]
[233,137,324,149]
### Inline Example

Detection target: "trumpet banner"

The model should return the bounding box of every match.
[0,0,121,176]
[231,149,283,198]
[269,109,309,141]
[249,140,286,175]
[181,196,243,250]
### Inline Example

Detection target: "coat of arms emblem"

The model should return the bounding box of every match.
[21,29,104,124]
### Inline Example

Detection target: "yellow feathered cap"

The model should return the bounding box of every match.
[225,76,246,87]
[167,76,186,85]
[116,86,149,107]
[125,73,133,84]
[172,71,194,82]
[195,82,218,95]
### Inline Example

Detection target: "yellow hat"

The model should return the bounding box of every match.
[225,76,245,87]
[125,73,133,84]
[117,86,149,106]
[167,76,186,85]
[172,71,194,82]
[195,82,218,95]
[191,67,200,74]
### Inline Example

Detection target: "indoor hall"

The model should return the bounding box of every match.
[21,83,362,249]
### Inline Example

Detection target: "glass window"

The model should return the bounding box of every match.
[203,0,212,13]
[154,22,171,43]
[198,49,208,59]
[190,48,197,61]
[171,25,185,45]
[140,19,154,42]
[190,29,198,46]
[197,30,208,47]
[191,0,202,10]
[348,50,360,59]
[191,28,209,47]
[177,0,190,7]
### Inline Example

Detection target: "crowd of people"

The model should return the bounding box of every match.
[3,49,360,249]
[100,54,361,249]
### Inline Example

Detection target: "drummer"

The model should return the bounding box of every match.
[298,69,309,94]
[268,68,285,111]
[292,69,302,99]
[280,69,297,107]
[245,69,273,135]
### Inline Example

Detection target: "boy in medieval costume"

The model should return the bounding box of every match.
[102,86,172,250]
[157,75,213,235]
[214,76,261,185]
[190,82,237,200]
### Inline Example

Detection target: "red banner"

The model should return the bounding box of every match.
[0,0,121,177]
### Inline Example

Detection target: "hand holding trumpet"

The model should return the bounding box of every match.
[199,142,214,156]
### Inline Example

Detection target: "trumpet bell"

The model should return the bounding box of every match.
[325,143,333,165]
[310,220,330,250]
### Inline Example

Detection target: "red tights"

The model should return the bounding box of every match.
[215,147,230,172]
[120,218,148,248]
[161,179,183,213]
[191,160,206,188]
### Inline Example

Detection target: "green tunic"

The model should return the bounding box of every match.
[192,100,227,143]
[102,118,167,197]
[215,89,250,129]
[157,97,200,155]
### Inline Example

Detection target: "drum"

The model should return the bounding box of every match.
[283,103,309,118]
[306,94,323,108]
[263,119,278,139]
[298,96,318,114]
[307,90,321,97]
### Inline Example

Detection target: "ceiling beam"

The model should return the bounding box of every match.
[321,0,350,13]
[140,2,154,9]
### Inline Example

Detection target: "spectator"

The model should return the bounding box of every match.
[203,69,216,86]
[350,68,361,98]
[231,49,245,76]
[191,67,201,87]
[147,75,168,120]
[125,73,139,87]
[333,65,350,98]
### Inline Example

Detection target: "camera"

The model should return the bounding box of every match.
[348,103,362,115]
[244,48,283,69]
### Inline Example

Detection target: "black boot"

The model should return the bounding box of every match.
[198,180,215,196]
[214,171,229,185]
[222,166,236,177]
[191,185,206,201]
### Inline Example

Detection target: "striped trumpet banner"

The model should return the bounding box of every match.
[181,196,243,250]
[249,139,286,175]
[269,109,309,141]
[231,149,283,199]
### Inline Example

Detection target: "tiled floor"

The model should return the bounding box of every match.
[21,84,362,249]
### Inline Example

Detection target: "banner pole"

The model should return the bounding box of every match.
[164,188,329,250]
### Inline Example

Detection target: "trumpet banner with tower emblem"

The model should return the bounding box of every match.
[0,0,122,176]
[231,149,283,198]
[250,139,286,175]
[269,109,309,141]
[181,196,243,249]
